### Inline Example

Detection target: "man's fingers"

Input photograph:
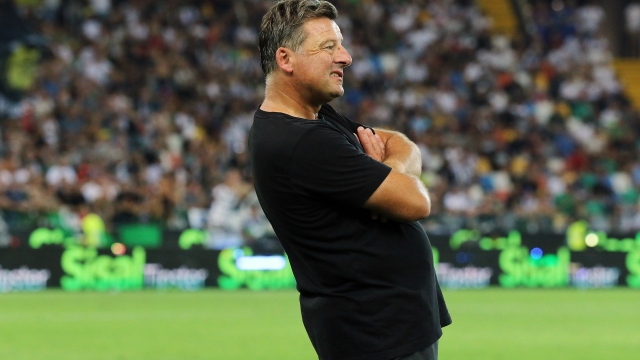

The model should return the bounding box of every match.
[368,129,384,155]
[358,127,384,161]
[357,127,372,147]
[374,134,384,147]
[357,127,373,152]
[374,134,386,158]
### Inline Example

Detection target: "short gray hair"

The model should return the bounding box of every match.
[259,0,338,76]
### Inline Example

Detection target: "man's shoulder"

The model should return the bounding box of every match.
[253,108,341,136]
[319,104,360,134]
[250,109,342,161]
[254,109,316,129]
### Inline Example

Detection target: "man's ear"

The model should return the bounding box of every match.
[275,47,295,74]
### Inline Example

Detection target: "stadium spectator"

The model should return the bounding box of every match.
[625,2,640,56]
[207,167,252,249]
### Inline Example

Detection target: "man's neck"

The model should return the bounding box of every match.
[260,80,321,120]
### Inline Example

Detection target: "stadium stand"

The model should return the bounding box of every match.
[0,0,639,249]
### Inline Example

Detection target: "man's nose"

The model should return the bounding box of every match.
[336,46,352,67]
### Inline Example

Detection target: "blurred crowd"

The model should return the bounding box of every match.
[0,0,639,248]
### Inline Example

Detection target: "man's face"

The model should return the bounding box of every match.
[293,17,352,104]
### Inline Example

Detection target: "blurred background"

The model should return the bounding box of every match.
[1,0,640,243]
[0,0,639,359]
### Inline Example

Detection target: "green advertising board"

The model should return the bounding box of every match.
[1,221,640,292]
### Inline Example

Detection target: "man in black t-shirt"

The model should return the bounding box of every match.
[249,1,451,359]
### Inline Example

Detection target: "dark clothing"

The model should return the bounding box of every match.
[392,341,438,360]
[249,104,451,360]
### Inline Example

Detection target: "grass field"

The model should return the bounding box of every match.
[0,288,638,360]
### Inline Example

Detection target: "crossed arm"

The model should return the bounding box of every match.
[356,126,431,223]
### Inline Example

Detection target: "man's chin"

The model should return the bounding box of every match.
[315,88,344,104]
[329,88,345,99]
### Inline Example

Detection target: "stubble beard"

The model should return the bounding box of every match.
[325,79,345,101]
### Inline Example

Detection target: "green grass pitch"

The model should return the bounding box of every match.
[0,288,638,359]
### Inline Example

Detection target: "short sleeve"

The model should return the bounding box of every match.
[289,126,392,207]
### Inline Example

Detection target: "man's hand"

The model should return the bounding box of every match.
[356,127,429,222]
[355,127,388,222]
[356,126,385,162]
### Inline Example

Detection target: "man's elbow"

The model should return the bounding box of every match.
[395,198,430,223]
[411,188,431,220]
[419,200,431,219]
[412,200,431,221]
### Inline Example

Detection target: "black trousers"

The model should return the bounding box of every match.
[390,341,438,360]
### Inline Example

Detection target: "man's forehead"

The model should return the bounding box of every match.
[304,18,342,40]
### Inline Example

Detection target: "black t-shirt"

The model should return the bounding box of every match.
[249,104,451,360]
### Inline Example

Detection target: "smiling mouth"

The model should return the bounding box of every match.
[330,71,343,78]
